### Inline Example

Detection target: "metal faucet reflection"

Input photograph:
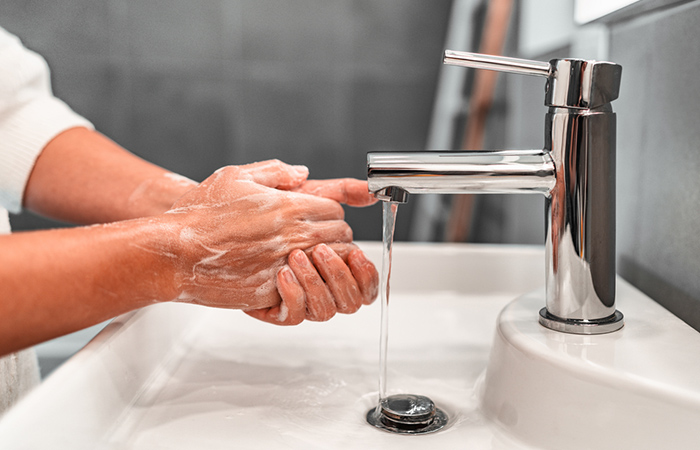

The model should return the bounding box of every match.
[368,51,624,335]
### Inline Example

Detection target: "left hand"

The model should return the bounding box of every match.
[244,243,379,325]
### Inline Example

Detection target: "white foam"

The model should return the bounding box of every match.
[163,172,197,187]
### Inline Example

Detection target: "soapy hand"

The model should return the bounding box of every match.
[245,243,379,325]
[293,178,378,207]
[201,160,378,208]
[165,160,378,325]
[228,160,377,207]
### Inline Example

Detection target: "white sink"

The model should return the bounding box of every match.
[482,286,700,449]
[1,242,699,449]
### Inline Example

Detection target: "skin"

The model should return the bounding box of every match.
[0,127,379,357]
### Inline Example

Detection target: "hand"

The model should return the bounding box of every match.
[166,163,353,311]
[241,170,380,326]
[244,243,379,325]
[165,160,379,325]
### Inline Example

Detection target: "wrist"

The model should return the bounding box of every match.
[122,215,187,304]
[126,172,197,218]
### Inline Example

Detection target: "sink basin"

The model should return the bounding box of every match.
[482,286,700,450]
[0,242,698,449]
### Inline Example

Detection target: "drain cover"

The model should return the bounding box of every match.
[366,394,448,435]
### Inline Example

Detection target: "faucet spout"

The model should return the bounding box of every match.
[368,150,556,197]
[373,186,410,204]
[368,51,625,335]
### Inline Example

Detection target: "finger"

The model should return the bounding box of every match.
[311,244,363,314]
[277,266,307,325]
[294,194,346,221]
[293,220,353,248]
[288,249,336,322]
[304,242,359,262]
[240,160,309,189]
[293,179,378,207]
[244,267,306,326]
[348,249,379,305]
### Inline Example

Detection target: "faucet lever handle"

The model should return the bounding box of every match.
[443,50,550,77]
[443,50,622,109]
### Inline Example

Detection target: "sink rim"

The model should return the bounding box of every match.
[480,280,700,450]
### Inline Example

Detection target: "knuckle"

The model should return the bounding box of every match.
[321,222,352,243]
[269,159,285,170]
[341,223,353,241]
[306,274,326,289]
[337,302,358,314]
[218,165,237,175]
[317,309,335,322]
[316,199,344,219]
[289,315,304,326]
[333,202,346,219]
[346,301,362,314]
[363,289,378,305]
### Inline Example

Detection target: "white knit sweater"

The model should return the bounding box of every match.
[0,26,92,415]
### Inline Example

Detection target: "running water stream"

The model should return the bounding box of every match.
[378,201,398,402]
[366,201,448,434]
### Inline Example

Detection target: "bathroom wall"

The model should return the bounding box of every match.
[1,0,452,242]
[503,0,700,332]
[607,0,700,331]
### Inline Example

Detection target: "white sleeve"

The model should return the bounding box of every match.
[0,27,93,214]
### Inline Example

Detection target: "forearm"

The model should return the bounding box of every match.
[23,127,196,224]
[0,220,178,356]
[0,161,380,354]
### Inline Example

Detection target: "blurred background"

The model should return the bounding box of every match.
[2,0,453,242]
[4,0,700,375]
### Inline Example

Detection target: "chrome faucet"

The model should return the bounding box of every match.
[367,51,624,335]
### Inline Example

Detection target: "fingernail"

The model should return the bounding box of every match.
[315,244,333,261]
[292,250,308,266]
[293,165,309,177]
[281,267,295,283]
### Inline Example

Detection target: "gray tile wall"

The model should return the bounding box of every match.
[609,1,700,331]
[2,0,452,241]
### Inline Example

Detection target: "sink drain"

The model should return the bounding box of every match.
[366,394,448,435]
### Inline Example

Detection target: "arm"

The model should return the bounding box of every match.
[24,126,197,223]
[0,28,378,352]
[24,127,378,224]
[0,27,196,223]
[0,221,176,355]
[20,127,379,328]
[0,167,378,357]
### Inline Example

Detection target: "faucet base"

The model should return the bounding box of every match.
[538,308,624,335]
